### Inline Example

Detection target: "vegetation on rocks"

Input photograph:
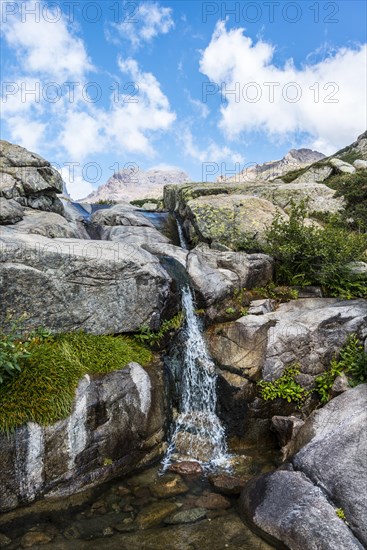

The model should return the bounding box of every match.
[257,365,309,406]
[0,329,152,433]
[135,312,184,348]
[264,202,367,296]
[323,171,367,232]
[315,335,367,403]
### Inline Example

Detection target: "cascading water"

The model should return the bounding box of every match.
[162,286,228,470]
[175,216,189,250]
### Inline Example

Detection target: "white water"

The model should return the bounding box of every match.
[162,286,228,470]
[176,217,189,250]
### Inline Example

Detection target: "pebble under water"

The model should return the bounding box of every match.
[0,445,278,550]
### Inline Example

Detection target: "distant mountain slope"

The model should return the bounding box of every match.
[219,148,325,183]
[83,167,189,203]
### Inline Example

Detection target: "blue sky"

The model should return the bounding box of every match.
[1,0,366,198]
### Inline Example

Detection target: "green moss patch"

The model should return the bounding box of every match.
[0,332,152,433]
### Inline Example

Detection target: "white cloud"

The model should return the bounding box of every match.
[180,127,244,165]
[200,21,367,152]
[112,2,174,48]
[58,110,106,160]
[102,58,176,157]
[1,0,93,80]
[6,115,46,151]
[185,90,210,119]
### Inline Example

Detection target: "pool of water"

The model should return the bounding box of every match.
[0,444,278,550]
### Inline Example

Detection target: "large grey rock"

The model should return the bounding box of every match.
[208,298,367,382]
[102,225,170,246]
[209,298,367,444]
[292,164,333,183]
[329,158,356,174]
[0,197,24,224]
[290,385,367,545]
[11,209,87,239]
[353,159,367,170]
[186,245,273,306]
[239,469,364,550]
[0,363,166,512]
[0,231,173,334]
[0,140,64,214]
[91,204,152,227]
[164,181,343,250]
[239,385,367,549]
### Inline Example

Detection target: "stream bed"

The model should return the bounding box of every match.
[0,444,278,550]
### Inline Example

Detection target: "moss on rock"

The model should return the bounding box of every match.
[0,332,152,433]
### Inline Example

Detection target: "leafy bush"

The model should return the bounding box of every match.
[257,365,310,406]
[315,335,367,403]
[324,171,367,232]
[0,331,152,433]
[265,202,367,296]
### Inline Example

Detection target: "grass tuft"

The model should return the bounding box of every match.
[0,332,152,433]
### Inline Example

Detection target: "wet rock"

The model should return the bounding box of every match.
[208,474,247,495]
[164,507,207,525]
[136,501,178,529]
[0,364,166,513]
[107,512,274,550]
[195,493,231,510]
[20,530,53,548]
[271,415,305,449]
[0,534,11,547]
[168,461,203,477]
[149,475,189,498]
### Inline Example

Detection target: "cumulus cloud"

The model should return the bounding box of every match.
[111,2,174,48]
[1,0,93,80]
[200,21,367,153]
[179,126,244,179]
[1,1,176,163]
[101,58,176,157]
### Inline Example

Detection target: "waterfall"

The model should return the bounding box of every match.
[162,286,228,470]
[175,217,189,250]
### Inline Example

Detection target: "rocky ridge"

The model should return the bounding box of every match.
[83,167,189,204]
[219,147,325,183]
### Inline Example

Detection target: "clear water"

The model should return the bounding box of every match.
[163,287,228,470]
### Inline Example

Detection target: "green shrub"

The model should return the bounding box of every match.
[0,331,152,433]
[324,171,367,232]
[265,202,367,296]
[315,335,367,403]
[257,365,310,406]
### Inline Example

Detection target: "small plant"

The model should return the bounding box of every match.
[315,335,367,403]
[0,316,30,385]
[225,307,236,315]
[240,307,249,316]
[257,365,310,406]
[103,458,113,466]
[135,312,184,347]
[335,508,346,521]
[253,283,299,302]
